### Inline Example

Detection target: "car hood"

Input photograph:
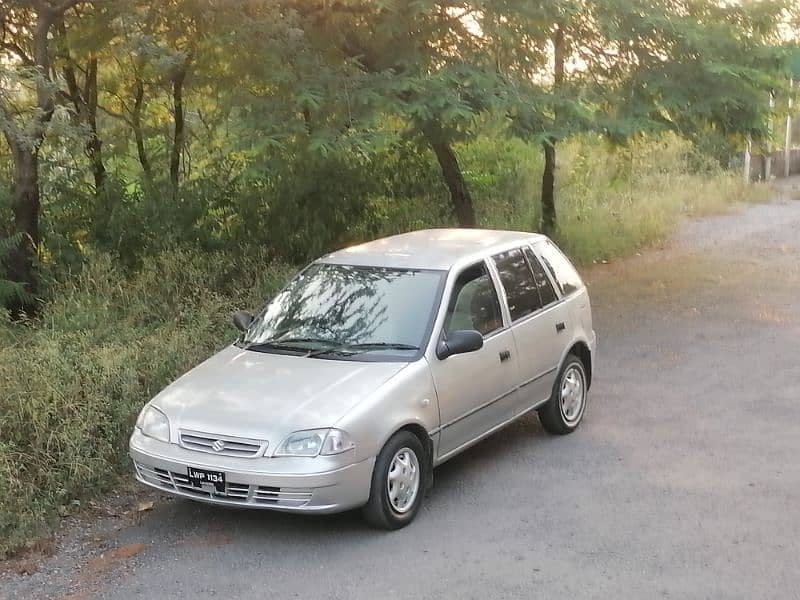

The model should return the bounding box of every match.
[151,345,408,446]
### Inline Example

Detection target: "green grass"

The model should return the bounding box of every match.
[549,137,768,263]
[0,251,294,557]
[359,134,767,265]
[0,134,768,558]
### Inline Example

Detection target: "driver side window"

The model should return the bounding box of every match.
[444,262,503,337]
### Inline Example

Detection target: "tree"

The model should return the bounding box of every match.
[0,0,95,314]
[480,1,577,233]
[121,0,203,198]
[290,1,515,228]
[495,0,787,233]
[0,0,791,308]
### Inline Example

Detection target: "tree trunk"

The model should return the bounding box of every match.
[132,76,152,181]
[541,139,557,235]
[426,135,477,228]
[0,4,61,315]
[5,145,40,314]
[170,63,188,198]
[84,57,106,194]
[87,135,105,192]
[540,25,566,234]
[61,26,106,196]
[62,50,110,244]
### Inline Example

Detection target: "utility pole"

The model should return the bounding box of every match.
[786,78,794,178]
[765,92,775,180]
[744,135,752,184]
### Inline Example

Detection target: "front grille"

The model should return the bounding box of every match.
[179,430,266,458]
[134,461,313,508]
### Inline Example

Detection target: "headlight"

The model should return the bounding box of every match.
[136,405,170,443]
[275,428,354,457]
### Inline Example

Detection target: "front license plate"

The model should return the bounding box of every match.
[187,467,226,492]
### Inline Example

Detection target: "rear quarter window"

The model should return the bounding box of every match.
[536,241,584,296]
[524,246,558,306]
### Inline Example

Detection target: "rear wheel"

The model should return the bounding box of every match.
[362,431,426,530]
[538,355,587,434]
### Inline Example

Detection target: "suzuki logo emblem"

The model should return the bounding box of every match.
[211,440,226,452]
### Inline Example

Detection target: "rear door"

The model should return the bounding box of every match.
[534,239,591,339]
[491,246,566,416]
[430,260,520,459]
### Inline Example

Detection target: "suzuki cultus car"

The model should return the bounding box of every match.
[130,229,596,529]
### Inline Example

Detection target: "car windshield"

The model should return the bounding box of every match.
[242,263,445,359]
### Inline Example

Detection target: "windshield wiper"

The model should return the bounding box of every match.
[307,342,419,358]
[242,337,335,353]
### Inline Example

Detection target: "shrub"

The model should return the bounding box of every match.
[0,233,34,309]
[0,249,293,556]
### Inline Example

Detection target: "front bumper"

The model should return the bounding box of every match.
[129,430,374,513]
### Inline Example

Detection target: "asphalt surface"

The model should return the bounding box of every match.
[3,180,800,600]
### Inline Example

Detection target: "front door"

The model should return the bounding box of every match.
[430,261,519,460]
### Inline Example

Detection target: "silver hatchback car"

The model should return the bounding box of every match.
[130,229,596,529]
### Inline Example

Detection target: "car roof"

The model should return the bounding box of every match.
[317,228,547,270]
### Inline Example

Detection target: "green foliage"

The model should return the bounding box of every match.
[2,0,792,274]
[0,233,34,309]
[242,149,381,263]
[375,134,767,264]
[0,248,293,557]
[549,136,768,263]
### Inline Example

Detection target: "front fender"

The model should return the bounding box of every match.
[334,359,439,462]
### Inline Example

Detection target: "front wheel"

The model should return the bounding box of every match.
[538,355,588,434]
[362,431,427,530]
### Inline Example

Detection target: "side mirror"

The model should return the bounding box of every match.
[233,310,254,332]
[437,330,484,360]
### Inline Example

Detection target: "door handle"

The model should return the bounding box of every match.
[499,349,512,362]
[556,321,566,333]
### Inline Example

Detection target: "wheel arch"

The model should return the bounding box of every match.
[392,422,435,489]
[566,340,592,388]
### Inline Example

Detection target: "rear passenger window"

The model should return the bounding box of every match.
[537,241,583,296]
[492,248,542,321]
[524,247,558,306]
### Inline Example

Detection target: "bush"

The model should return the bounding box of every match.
[0,249,293,556]
[336,134,765,266]
[549,135,767,263]
[455,133,765,264]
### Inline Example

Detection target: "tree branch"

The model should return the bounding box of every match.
[0,41,33,65]
[53,0,92,15]
[97,102,132,125]
[0,96,24,150]
[0,14,34,65]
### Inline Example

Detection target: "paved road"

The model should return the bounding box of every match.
[4,181,800,599]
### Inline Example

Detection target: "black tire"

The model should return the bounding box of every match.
[362,430,427,530]
[538,354,588,435]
